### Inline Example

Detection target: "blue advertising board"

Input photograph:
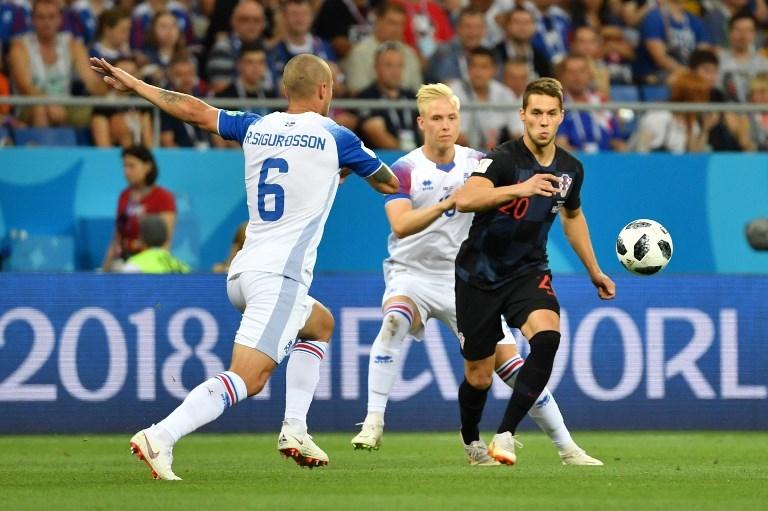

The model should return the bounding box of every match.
[1,274,765,433]
[1,149,768,273]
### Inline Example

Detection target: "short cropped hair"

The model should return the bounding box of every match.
[139,215,168,248]
[416,83,461,116]
[522,77,563,110]
[282,54,332,99]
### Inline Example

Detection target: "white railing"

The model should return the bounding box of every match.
[1,95,765,146]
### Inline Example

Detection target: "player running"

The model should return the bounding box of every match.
[453,77,616,467]
[350,83,603,466]
[90,54,398,479]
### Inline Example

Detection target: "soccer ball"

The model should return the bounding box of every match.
[615,219,673,275]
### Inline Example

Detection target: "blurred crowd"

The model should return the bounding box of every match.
[1,0,768,152]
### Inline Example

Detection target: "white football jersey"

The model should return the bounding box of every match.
[384,145,484,277]
[218,109,382,285]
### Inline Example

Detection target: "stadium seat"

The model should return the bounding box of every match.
[640,84,670,102]
[6,234,75,271]
[610,85,640,102]
[13,127,79,147]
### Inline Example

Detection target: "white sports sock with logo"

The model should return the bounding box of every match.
[496,355,573,450]
[155,371,247,444]
[284,340,328,436]
[366,303,413,416]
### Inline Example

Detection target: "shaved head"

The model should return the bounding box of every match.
[282,54,332,100]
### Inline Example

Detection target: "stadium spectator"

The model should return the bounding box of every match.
[204,0,268,93]
[68,0,109,44]
[102,145,176,272]
[356,41,419,151]
[390,0,454,60]
[502,56,529,97]
[344,1,422,95]
[568,25,611,99]
[620,0,654,29]
[425,7,486,84]
[130,0,194,50]
[215,42,275,103]
[570,0,621,31]
[7,0,105,127]
[0,1,29,57]
[634,0,711,85]
[312,0,374,61]
[267,0,336,87]
[556,54,627,153]
[746,74,768,151]
[137,10,189,85]
[121,214,190,273]
[492,7,552,81]
[688,48,753,151]
[718,13,768,102]
[629,70,718,153]
[90,56,153,147]
[448,47,521,151]
[599,24,635,85]
[529,0,571,64]
[160,55,210,147]
[89,7,132,61]
[701,0,759,49]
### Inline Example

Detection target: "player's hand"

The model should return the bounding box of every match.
[339,167,352,185]
[441,194,457,212]
[591,272,616,300]
[89,57,139,92]
[520,174,562,198]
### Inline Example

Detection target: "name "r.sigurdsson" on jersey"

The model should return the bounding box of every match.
[243,132,327,150]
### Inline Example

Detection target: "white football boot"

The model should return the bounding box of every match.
[488,432,523,466]
[129,427,182,481]
[351,418,384,451]
[559,443,604,466]
[462,436,501,466]
[278,423,329,468]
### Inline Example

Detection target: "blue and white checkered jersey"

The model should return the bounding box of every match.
[218,109,383,285]
[384,145,484,277]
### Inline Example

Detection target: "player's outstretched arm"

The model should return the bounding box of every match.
[365,164,400,194]
[559,207,616,300]
[455,173,562,213]
[90,57,220,134]
[385,195,455,238]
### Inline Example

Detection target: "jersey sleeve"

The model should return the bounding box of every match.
[217,110,261,144]
[564,162,584,210]
[639,9,664,41]
[384,158,413,204]
[327,123,383,178]
[471,153,506,187]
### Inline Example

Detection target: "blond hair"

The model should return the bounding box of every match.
[282,54,332,100]
[416,83,461,116]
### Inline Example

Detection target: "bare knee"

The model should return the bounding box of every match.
[465,365,493,389]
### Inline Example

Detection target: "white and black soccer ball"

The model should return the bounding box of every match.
[615,219,673,275]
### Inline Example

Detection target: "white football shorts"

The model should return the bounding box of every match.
[382,265,516,345]
[227,271,316,363]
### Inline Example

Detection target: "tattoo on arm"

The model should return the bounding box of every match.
[158,90,186,105]
[369,164,395,184]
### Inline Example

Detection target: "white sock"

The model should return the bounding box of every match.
[496,355,573,451]
[284,339,327,436]
[156,371,247,444]
[366,302,413,417]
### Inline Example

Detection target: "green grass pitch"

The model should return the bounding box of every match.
[2,432,766,510]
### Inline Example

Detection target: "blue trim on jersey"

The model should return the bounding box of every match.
[384,193,411,204]
[217,110,262,144]
[281,176,339,284]
[436,162,456,172]
[322,120,382,178]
